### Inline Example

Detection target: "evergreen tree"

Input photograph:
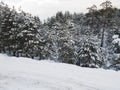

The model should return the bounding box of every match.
[100,0,112,47]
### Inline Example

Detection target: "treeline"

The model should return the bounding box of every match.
[0,1,120,70]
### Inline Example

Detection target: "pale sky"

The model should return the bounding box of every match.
[2,0,120,21]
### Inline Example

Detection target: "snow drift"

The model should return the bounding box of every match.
[0,54,120,90]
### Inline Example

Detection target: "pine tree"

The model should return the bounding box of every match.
[100,0,112,47]
[76,35,102,68]
[87,5,97,34]
[0,4,13,53]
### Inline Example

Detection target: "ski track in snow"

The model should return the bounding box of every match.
[0,54,120,90]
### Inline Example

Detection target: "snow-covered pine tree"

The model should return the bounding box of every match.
[0,4,13,54]
[76,31,103,68]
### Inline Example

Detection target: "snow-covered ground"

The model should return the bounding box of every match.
[0,54,120,90]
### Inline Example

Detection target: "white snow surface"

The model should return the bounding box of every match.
[0,54,120,90]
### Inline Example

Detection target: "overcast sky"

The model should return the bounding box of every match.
[2,0,120,21]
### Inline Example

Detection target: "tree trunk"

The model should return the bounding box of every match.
[101,28,105,47]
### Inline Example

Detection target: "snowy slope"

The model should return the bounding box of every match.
[0,54,120,90]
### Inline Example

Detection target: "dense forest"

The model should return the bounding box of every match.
[0,1,120,70]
